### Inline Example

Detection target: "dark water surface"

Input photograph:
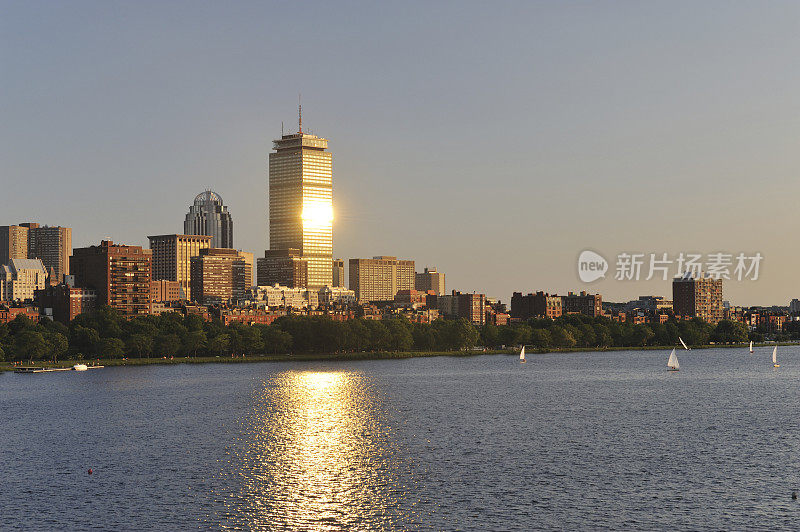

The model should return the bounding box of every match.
[2,347,799,530]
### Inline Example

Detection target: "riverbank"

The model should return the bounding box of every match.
[0,349,515,372]
[2,341,796,373]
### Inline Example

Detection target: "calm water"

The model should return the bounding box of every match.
[2,347,799,530]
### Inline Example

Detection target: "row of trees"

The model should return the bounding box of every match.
[0,305,756,363]
[479,314,751,349]
[0,306,480,362]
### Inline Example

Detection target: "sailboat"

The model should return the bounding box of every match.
[679,337,690,350]
[749,341,754,354]
[772,346,779,368]
[667,349,680,371]
[519,345,526,364]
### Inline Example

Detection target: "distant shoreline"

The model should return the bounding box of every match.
[0,349,513,372]
[2,341,796,373]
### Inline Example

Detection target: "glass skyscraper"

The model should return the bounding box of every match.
[268,131,333,290]
[184,190,234,249]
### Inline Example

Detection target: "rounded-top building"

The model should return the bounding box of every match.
[184,190,233,248]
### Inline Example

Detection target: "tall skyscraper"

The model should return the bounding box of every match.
[1,223,71,280]
[24,224,72,280]
[268,118,333,290]
[184,190,234,248]
[0,225,29,266]
[332,259,345,288]
[148,234,212,301]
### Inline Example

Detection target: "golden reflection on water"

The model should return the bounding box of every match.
[222,370,409,530]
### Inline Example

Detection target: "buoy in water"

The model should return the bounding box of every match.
[88,469,93,475]
[792,491,797,500]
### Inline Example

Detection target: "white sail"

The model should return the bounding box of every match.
[679,337,689,350]
[749,341,753,353]
[520,346,526,361]
[667,348,679,370]
[772,346,777,365]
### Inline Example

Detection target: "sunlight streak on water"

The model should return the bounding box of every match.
[217,370,413,530]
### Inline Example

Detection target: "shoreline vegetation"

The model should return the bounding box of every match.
[1,304,795,372]
[2,342,797,373]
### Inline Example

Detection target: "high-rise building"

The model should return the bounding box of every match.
[1,224,71,281]
[256,248,308,288]
[239,251,254,293]
[349,256,415,303]
[672,272,723,324]
[190,248,250,305]
[0,258,47,302]
[184,190,234,248]
[415,267,445,295]
[268,124,333,290]
[24,224,72,281]
[332,259,345,288]
[148,234,212,301]
[70,241,152,317]
[0,225,29,266]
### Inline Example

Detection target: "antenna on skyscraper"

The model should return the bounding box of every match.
[298,93,302,133]
[281,121,284,136]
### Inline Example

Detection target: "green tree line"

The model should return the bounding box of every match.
[0,306,754,363]
[0,306,479,363]
[479,314,751,349]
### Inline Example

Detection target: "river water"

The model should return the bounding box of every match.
[2,347,798,530]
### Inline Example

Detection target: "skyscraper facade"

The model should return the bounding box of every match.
[25,224,72,281]
[0,225,29,266]
[268,129,333,290]
[332,259,345,288]
[1,223,72,280]
[184,190,234,248]
[148,234,212,301]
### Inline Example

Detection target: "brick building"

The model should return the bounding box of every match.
[190,248,249,305]
[562,291,603,317]
[672,272,723,324]
[70,240,152,318]
[511,291,563,320]
[37,283,97,324]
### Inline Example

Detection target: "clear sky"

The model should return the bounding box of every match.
[2,1,799,306]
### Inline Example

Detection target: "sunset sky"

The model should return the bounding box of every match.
[3,1,800,306]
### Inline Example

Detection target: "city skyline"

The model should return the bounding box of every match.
[3,2,800,306]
